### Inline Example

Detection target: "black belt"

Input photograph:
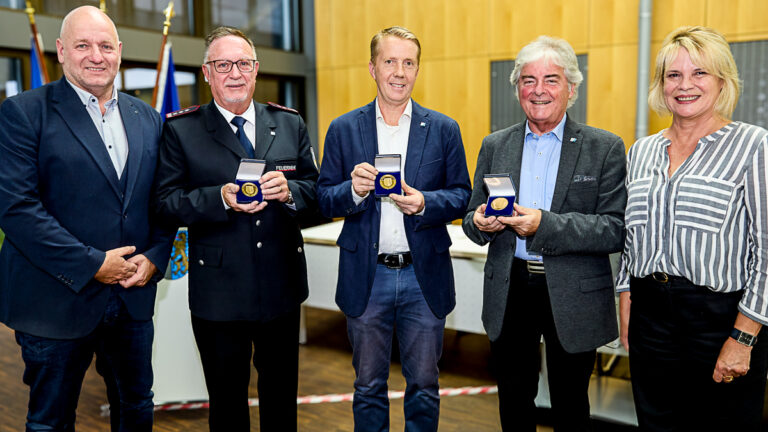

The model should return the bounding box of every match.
[378,252,412,269]
[644,272,687,284]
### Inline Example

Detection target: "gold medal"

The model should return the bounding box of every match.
[490,197,508,211]
[380,174,396,190]
[241,182,259,197]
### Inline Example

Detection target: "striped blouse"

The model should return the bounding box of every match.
[616,121,768,325]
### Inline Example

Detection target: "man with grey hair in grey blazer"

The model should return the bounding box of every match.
[462,35,627,431]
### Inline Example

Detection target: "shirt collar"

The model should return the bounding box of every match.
[214,100,256,125]
[66,78,118,108]
[375,98,412,122]
[525,113,567,141]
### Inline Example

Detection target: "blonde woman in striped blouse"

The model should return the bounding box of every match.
[616,26,768,431]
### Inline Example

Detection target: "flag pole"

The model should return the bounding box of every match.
[151,2,174,108]
[25,1,50,84]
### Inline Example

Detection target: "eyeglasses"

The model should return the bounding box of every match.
[205,59,257,74]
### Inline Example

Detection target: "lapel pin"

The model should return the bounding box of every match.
[570,137,577,142]
[270,131,276,136]
[420,122,426,127]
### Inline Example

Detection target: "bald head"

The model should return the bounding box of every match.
[56,5,122,102]
[60,6,119,41]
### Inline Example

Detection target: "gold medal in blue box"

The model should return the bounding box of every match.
[236,158,267,203]
[483,174,516,217]
[374,154,402,197]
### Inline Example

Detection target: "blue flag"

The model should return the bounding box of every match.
[30,37,44,89]
[154,43,180,119]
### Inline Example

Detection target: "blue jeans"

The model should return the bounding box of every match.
[15,289,154,432]
[347,264,445,432]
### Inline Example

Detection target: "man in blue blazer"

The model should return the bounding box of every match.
[0,6,170,431]
[317,26,471,432]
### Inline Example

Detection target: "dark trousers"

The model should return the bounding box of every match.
[191,307,300,432]
[629,275,768,432]
[15,290,154,432]
[491,259,596,432]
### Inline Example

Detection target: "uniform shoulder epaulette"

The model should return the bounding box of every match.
[267,102,299,115]
[166,105,200,119]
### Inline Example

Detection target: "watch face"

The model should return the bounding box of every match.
[739,333,756,345]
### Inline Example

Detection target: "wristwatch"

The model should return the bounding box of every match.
[286,190,295,205]
[730,328,758,347]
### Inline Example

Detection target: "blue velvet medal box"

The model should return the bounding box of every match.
[374,154,402,197]
[236,158,267,204]
[483,174,516,217]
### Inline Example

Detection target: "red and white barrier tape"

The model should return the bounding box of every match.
[148,385,497,412]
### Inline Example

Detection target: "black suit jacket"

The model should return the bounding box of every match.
[153,101,318,322]
[0,78,171,339]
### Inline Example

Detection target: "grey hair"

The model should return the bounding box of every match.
[203,26,258,64]
[509,35,583,108]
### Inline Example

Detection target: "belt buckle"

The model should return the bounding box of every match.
[383,253,405,269]
[652,272,669,283]
[526,260,545,275]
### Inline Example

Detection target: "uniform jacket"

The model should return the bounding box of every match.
[0,78,171,339]
[153,101,318,322]
[462,117,627,352]
[317,100,472,319]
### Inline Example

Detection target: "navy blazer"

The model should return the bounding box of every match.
[317,100,471,319]
[0,78,172,339]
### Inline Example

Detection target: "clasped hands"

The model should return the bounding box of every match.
[472,202,541,236]
[221,171,290,213]
[350,162,424,214]
[94,246,157,288]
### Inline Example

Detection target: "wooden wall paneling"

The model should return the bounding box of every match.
[589,0,638,47]
[406,0,447,61]
[489,0,516,57]
[560,0,591,52]
[314,0,332,69]
[585,44,638,147]
[651,0,707,42]
[444,0,490,59]
[707,0,768,39]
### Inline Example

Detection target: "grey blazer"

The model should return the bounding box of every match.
[462,117,627,353]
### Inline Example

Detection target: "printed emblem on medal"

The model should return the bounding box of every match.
[490,197,508,211]
[380,174,396,190]
[241,182,259,197]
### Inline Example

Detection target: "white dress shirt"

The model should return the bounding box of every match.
[352,98,413,254]
[68,79,129,178]
[214,100,256,150]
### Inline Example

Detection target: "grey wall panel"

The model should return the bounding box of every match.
[491,55,588,133]
[731,40,768,129]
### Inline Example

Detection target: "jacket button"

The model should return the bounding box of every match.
[373,243,378,249]
[255,220,261,226]
[257,242,263,248]
[198,259,204,266]
[298,247,303,253]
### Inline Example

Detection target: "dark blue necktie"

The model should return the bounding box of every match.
[231,116,255,158]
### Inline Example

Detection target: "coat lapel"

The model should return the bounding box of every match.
[203,102,250,159]
[118,95,144,209]
[505,124,525,194]
[549,117,582,213]
[358,101,379,214]
[253,103,276,159]
[404,100,428,186]
[50,79,122,199]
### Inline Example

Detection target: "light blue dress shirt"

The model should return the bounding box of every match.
[514,114,567,261]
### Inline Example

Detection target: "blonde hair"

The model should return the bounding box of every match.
[370,26,421,65]
[648,26,740,119]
